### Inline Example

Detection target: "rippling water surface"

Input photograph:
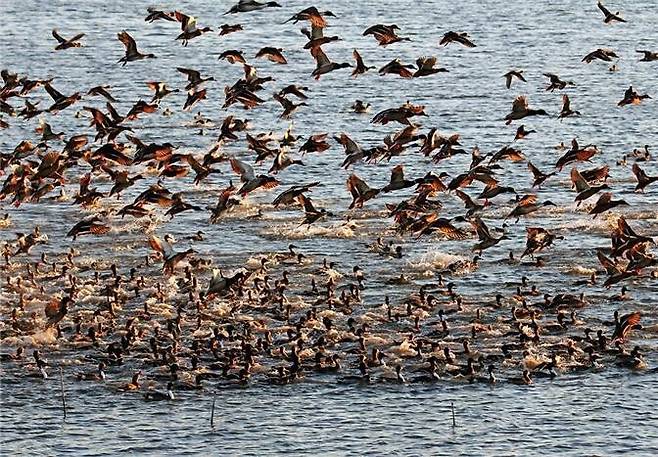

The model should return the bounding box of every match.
[1,0,657,455]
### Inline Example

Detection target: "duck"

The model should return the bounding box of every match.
[413,57,448,77]
[582,48,618,63]
[225,1,282,14]
[174,12,213,46]
[504,96,548,124]
[557,94,580,120]
[636,50,658,62]
[310,47,351,80]
[351,49,374,77]
[506,195,556,222]
[255,47,287,64]
[589,193,628,218]
[117,31,155,66]
[631,163,658,192]
[439,31,476,47]
[351,100,371,113]
[144,382,175,400]
[543,73,575,92]
[617,86,651,107]
[285,7,336,28]
[597,1,626,23]
[503,70,526,89]
[509,369,532,385]
[52,29,85,50]
[76,362,106,381]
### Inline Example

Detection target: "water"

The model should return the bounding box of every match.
[1,0,658,455]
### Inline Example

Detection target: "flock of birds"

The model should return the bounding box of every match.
[0,1,657,403]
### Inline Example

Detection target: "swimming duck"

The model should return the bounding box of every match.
[76,362,106,381]
[144,382,175,401]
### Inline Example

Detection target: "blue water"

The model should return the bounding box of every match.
[1,0,657,455]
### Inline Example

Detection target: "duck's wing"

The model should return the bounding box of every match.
[471,217,492,240]
[177,67,201,82]
[149,235,174,258]
[347,174,371,197]
[596,250,621,275]
[230,157,255,182]
[52,29,67,43]
[512,95,528,113]
[595,192,612,206]
[597,1,612,17]
[44,83,65,102]
[118,31,138,54]
[632,163,649,183]
[390,165,405,186]
[353,49,367,69]
[185,154,205,173]
[311,46,331,68]
[518,194,537,206]
[416,56,436,70]
[297,194,318,214]
[527,162,544,179]
[454,189,477,208]
[310,24,324,40]
[69,33,85,43]
[570,168,590,192]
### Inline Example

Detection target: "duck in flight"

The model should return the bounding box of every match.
[504,96,548,124]
[310,46,351,80]
[617,86,651,107]
[506,195,556,222]
[440,31,476,47]
[117,31,155,66]
[352,49,374,77]
[636,50,658,62]
[285,7,336,28]
[571,168,609,206]
[631,163,658,192]
[557,94,581,120]
[543,73,575,92]
[503,70,526,89]
[582,48,618,63]
[597,1,627,23]
[225,0,282,14]
[174,11,213,46]
[363,24,410,46]
[413,57,448,77]
[52,30,85,50]
[589,193,628,218]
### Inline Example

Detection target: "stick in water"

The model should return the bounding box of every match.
[60,366,67,421]
[451,401,456,428]
[210,393,216,428]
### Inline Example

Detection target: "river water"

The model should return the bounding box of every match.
[1,0,657,455]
